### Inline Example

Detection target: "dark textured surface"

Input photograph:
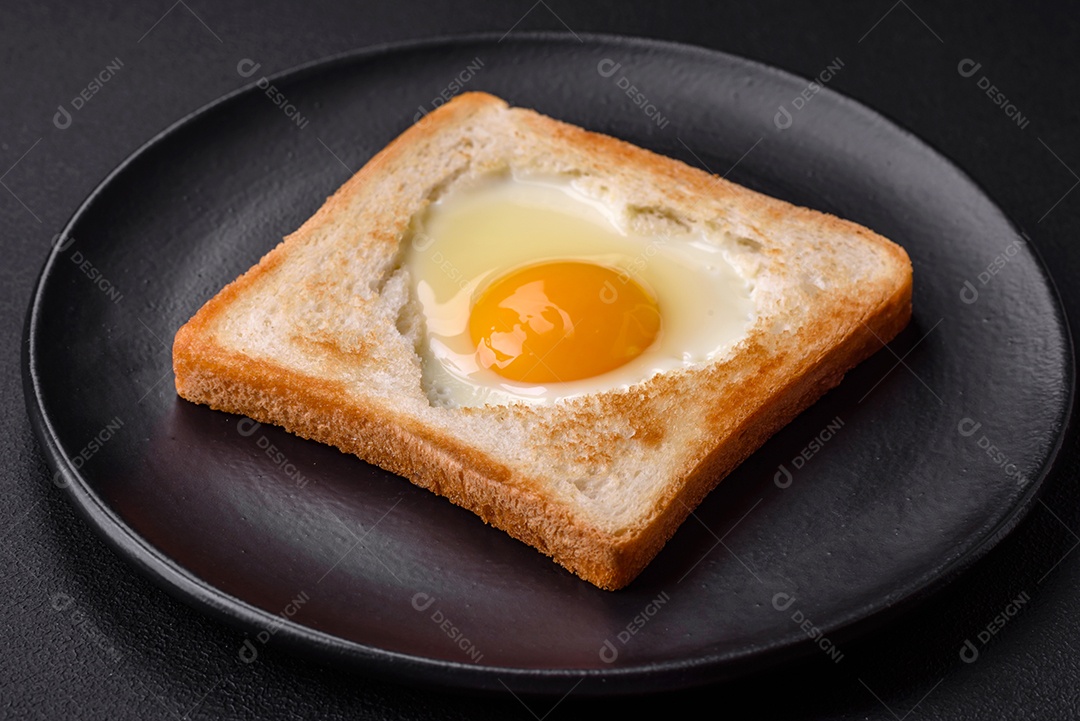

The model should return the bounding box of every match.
[3,1,1080,718]
[22,35,1074,695]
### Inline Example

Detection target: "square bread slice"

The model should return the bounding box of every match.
[173,92,912,590]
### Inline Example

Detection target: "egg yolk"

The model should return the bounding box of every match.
[469,261,661,383]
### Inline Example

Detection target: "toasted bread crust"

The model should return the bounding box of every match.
[173,92,913,590]
[174,328,630,588]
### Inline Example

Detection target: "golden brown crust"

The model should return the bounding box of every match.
[174,329,631,588]
[172,91,913,590]
[606,266,913,587]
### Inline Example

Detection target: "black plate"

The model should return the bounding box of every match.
[23,34,1073,695]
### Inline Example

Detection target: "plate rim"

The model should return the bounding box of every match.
[22,30,1077,696]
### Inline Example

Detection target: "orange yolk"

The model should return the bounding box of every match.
[468,261,661,383]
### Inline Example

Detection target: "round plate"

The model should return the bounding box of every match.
[24,34,1073,695]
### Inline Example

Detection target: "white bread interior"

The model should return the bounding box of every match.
[173,92,912,590]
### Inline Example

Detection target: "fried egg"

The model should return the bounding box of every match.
[402,173,756,407]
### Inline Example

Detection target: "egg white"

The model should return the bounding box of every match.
[402,173,756,407]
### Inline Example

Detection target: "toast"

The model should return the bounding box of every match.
[173,91,912,590]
